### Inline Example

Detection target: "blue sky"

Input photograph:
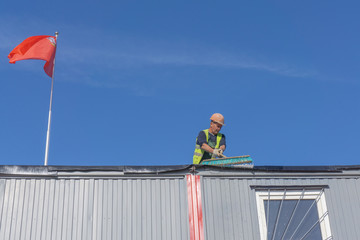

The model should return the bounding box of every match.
[1,1,359,166]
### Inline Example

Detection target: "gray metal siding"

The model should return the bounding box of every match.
[324,177,360,239]
[1,167,360,240]
[201,177,360,240]
[0,178,189,240]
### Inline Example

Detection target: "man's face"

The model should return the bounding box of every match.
[209,121,222,134]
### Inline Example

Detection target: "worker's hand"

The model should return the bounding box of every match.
[213,148,221,157]
[218,149,224,155]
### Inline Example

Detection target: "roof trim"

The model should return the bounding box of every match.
[0,164,360,177]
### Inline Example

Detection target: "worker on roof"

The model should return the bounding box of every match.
[193,113,226,164]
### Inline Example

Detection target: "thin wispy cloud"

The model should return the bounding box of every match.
[58,40,315,78]
[1,16,317,91]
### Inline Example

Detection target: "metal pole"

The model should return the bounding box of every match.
[44,32,58,166]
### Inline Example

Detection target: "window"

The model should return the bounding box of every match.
[254,186,332,240]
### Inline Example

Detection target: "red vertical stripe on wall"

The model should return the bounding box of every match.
[187,174,204,240]
[195,175,204,239]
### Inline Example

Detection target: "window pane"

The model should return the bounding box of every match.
[264,200,280,239]
[264,200,322,240]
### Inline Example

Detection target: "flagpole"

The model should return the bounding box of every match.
[44,32,58,166]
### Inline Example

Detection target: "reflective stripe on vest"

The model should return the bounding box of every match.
[193,129,222,164]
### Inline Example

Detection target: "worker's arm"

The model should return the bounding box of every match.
[201,143,226,157]
[201,143,216,154]
[201,144,225,153]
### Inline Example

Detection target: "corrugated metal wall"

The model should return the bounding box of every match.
[1,171,360,240]
[0,178,189,240]
[201,176,360,240]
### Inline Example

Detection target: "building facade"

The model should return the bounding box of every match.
[0,164,359,239]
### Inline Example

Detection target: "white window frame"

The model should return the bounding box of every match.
[255,188,332,240]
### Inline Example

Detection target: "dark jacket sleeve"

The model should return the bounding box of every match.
[196,131,207,147]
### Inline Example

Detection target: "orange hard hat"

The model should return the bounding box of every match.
[210,113,225,126]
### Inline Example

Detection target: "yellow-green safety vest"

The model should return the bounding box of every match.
[193,129,223,164]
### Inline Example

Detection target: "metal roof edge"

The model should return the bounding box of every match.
[0,165,193,177]
[252,165,360,172]
[0,164,360,177]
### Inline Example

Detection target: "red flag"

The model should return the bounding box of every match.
[8,35,57,77]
